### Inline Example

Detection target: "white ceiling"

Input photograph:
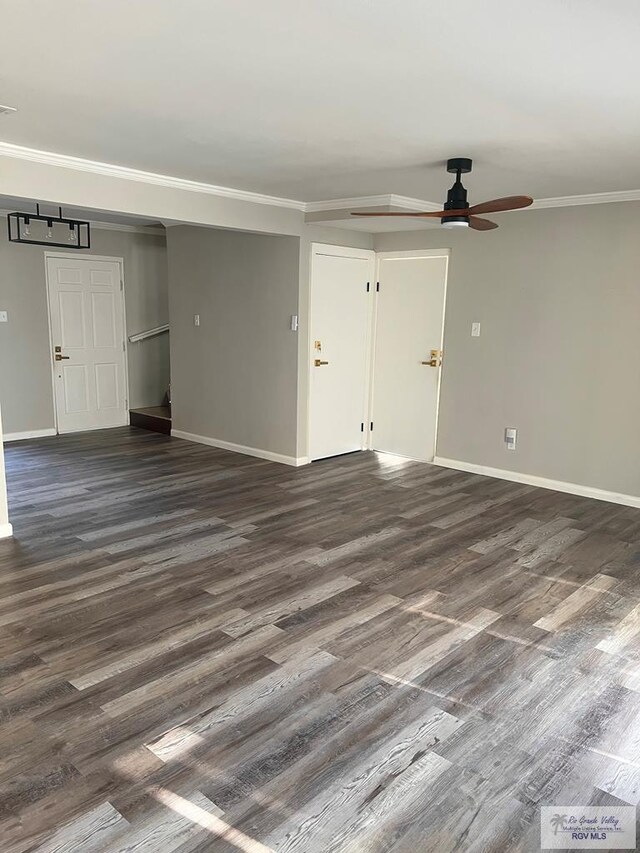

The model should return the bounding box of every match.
[1,0,640,206]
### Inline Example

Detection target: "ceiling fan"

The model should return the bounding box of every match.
[352,158,533,230]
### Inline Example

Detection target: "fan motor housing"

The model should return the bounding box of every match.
[442,159,472,225]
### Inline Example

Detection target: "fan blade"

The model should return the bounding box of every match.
[469,216,498,231]
[468,195,533,215]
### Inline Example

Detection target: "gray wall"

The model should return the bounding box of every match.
[0,228,168,435]
[375,203,640,497]
[167,226,301,458]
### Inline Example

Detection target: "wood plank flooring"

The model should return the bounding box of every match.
[1,428,640,851]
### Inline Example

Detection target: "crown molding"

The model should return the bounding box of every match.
[531,189,640,209]
[304,194,441,213]
[0,207,164,236]
[0,141,306,211]
[2,141,640,217]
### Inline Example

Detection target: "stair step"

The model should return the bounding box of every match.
[130,406,171,436]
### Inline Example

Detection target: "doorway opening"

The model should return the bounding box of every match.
[0,196,170,445]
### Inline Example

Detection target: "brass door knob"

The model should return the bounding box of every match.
[314,359,329,366]
[421,349,442,368]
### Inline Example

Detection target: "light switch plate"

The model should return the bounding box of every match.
[194,314,200,327]
[471,322,481,337]
[505,427,517,450]
[0,311,8,322]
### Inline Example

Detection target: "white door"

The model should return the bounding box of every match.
[371,252,448,461]
[309,245,375,460]
[46,255,128,434]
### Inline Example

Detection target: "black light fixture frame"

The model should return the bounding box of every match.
[7,204,91,249]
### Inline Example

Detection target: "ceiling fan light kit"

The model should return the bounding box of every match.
[351,157,533,231]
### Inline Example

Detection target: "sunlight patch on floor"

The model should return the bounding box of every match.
[152,788,275,853]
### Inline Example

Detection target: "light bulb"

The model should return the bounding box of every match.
[24,222,31,237]
[68,226,76,243]
[46,222,53,240]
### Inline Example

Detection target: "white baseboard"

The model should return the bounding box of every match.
[171,429,308,467]
[0,523,13,539]
[433,456,640,509]
[4,428,57,443]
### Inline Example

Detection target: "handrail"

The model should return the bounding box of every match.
[128,324,169,343]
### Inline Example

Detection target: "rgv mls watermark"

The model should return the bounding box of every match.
[541,806,636,849]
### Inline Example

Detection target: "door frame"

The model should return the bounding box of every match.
[307,243,376,461]
[44,252,130,435]
[368,248,450,460]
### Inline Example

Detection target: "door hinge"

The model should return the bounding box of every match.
[122,341,125,352]
[370,421,374,431]
[366,281,370,292]
[361,422,364,432]
[120,279,124,291]
[376,282,380,292]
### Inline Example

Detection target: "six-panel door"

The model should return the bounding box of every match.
[46,256,128,433]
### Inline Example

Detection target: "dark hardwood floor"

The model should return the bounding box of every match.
[1,427,639,852]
